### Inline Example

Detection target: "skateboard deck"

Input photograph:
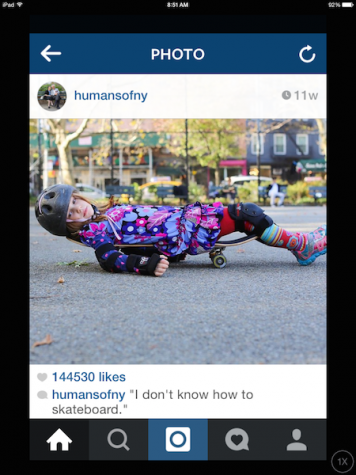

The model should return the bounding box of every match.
[66,234,258,268]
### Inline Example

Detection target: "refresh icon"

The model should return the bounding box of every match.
[299,45,316,63]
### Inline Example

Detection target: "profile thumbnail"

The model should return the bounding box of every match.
[37,82,67,111]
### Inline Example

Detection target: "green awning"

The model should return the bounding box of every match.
[156,167,182,176]
[29,132,170,149]
[296,159,326,173]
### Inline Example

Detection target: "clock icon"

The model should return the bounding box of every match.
[282,90,291,100]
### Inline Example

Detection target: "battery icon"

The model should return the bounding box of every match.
[342,2,354,6]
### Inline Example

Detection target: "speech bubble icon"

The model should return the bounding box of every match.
[225,428,249,451]
[37,391,48,399]
[37,373,47,382]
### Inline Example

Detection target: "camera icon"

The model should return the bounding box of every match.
[165,427,191,452]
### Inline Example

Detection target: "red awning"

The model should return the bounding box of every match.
[219,160,246,167]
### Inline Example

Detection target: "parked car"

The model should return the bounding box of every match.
[75,183,106,200]
[229,175,272,186]
[139,180,182,201]
[138,180,182,190]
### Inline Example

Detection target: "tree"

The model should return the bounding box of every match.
[153,119,244,185]
[46,119,89,185]
[91,119,162,165]
[31,118,169,185]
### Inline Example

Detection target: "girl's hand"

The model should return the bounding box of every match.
[154,255,169,277]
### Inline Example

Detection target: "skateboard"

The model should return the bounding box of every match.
[67,234,258,269]
[207,234,258,268]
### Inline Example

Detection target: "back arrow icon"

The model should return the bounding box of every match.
[41,45,62,62]
[299,45,316,63]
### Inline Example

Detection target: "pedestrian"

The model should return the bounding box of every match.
[50,84,61,109]
[41,85,53,108]
[35,184,326,277]
[267,177,286,207]
[221,177,236,204]
[173,174,188,204]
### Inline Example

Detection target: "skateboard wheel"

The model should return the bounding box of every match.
[212,254,227,269]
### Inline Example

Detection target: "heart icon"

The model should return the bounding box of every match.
[225,428,249,451]
[231,434,243,446]
[37,373,47,382]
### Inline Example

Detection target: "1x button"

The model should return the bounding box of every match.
[331,450,354,473]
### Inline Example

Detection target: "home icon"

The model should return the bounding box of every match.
[46,428,72,451]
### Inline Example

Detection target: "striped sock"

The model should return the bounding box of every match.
[218,209,308,252]
[258,223,308,251]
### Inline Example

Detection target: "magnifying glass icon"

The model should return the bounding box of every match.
[107,428,130,451]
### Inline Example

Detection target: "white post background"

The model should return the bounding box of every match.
[30,364,326,419]
[30,74,326,119]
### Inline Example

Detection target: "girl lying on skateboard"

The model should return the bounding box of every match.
[35,184,327,277]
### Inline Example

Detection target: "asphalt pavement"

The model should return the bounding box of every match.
[30,205,327,365]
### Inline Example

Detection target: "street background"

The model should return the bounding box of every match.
[30,205,326,365]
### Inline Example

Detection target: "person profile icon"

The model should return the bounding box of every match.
[286,429,307,451]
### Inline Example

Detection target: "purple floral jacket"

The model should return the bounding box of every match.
[78,201,224,273]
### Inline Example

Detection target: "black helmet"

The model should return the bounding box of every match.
[35,184,77,236]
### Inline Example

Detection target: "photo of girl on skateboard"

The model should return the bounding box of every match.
[35,184,327,277]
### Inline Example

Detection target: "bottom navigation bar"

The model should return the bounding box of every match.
[30,419,326,460]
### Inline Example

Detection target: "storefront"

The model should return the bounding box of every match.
[29,132,172,189]
[296,159,327,175]
[218,159,248,179]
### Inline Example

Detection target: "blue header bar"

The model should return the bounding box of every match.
[30,34,326,74]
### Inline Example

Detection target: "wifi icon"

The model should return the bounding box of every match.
[17,1,23,6]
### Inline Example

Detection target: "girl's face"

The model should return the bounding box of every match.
[67,196,94,221]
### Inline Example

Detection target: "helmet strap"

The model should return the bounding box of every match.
[91,204,101,218]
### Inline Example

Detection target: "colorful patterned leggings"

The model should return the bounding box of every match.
[219,207,308,252]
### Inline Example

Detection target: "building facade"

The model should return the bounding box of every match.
[246,119,326,182]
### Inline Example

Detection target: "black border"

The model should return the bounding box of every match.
[18,0,354,469]
[29,14,326,33]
